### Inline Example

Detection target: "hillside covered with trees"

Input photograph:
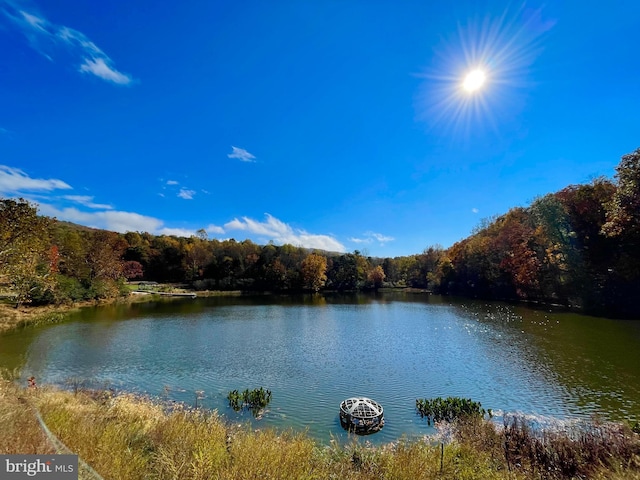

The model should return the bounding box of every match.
[2,148,639,317]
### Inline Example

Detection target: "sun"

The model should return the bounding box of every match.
[462,69,486,92]
[416,6,553,137]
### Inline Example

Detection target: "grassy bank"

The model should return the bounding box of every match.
[0,286,246,334]
[0,303,76,333]
[1,379,639,480]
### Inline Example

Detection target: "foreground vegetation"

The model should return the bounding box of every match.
[1,378,639,480]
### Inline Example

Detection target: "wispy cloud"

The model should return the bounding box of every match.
[177,188,196,200]
[1,1,134,85]
[225,214,346,252]
[0,165,71,194]
[472,208,479,214]
[79,57,132,85]
[62,195,112,210]
[349,231,395,246]
[166,180,179,185]
[228,146,256,163]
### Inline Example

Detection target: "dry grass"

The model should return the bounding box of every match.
[0,376,54,454]
[1,378,639,480]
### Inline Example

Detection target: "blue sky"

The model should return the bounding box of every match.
[1,0,639,258]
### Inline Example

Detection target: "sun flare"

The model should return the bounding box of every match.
[417,6,552,136]
[463,69,486,92]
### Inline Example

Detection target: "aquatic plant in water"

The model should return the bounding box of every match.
[415,396,488,425]
[227,387,272,417]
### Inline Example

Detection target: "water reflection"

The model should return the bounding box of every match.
[0,293,638,444]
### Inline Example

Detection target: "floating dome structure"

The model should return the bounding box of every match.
[339,397,384,434]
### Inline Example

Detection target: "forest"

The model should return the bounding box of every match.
[1,147,639,317]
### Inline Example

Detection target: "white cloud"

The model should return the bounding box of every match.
[37,204,163,233]
[158,227,197,237]
[206,224,225,235]
[349,231,395,246]
[225,214,346,252]
[472,208,479,214]
[178,188,196,200]
[79,58,132,85]
[166,180,179,185]
[62,195,112,210]
[228,146,256,162]
[0,165,71,194]
[38,202,213,240]
[2,2,134,85]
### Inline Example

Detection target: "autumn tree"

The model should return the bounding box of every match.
[491,208,540,298]
[422,246,447,291]
[53,226,90,280]
[603,147,640,239]
[0,198,54,306]
[367,265,386,290]
[264,258,288,290]
[184,237,212,280]
[123,260,144,280]
[84,231,127,298]
[301,253,327,292]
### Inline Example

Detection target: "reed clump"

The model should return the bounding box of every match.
[416,396,487,425]
[1,378,639,480]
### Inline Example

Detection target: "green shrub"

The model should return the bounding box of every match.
[54,275,88,303]
[87,278,120,300]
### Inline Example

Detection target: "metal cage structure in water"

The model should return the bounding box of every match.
[339,397,384,434]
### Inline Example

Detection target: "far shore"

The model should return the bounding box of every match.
[0,284,591,335]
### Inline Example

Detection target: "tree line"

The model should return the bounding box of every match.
[0,203,394,305]
[426,147,640,317]
[1,147,639,316]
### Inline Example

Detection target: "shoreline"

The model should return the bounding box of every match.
[2,378,638,479]
[0,287,255,334]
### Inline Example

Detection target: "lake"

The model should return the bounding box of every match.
[1,292,639,444]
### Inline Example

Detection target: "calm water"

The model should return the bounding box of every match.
[1,293,640,444]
